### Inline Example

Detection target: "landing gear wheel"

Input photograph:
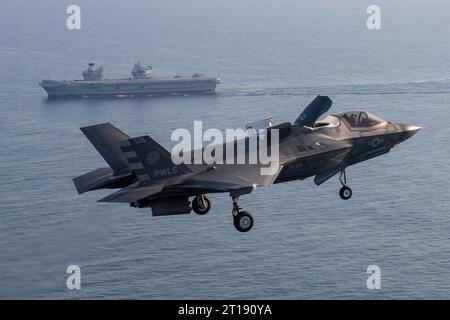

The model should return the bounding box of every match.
[192,195,211,215]
[230,196,254,232]
[233,211,254,232]
[339,169,352,200]
[339,186,352,200]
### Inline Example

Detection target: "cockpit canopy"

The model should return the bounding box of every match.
[338,111,386,129]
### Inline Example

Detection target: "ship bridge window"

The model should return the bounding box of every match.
[341,111,385,129]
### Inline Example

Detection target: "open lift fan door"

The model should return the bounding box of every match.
[294,95,333,127]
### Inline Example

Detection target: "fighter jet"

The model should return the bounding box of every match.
[73,96,420,232]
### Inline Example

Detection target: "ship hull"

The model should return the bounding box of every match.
[39,77,218,97]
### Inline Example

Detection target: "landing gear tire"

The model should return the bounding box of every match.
[339,169,352,200]
[339,186,352,200]
[231,196,254,232]
[192,195,211,215]
[233,211,254,232]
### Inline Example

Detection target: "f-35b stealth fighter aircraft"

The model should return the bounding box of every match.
[73,96,420,232]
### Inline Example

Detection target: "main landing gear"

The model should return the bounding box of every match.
[192,195,211,215]
[192,193,254,232]
[231,197,254,232]
[339,169,352,200]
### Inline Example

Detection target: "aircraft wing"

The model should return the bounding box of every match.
[175,162,284,193]
[98,182,164,203]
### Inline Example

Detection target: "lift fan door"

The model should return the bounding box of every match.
[294,95,333,127]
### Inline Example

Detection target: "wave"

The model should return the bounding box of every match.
[219,78,450,97]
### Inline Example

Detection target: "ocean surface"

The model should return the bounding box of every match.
[1,0,450,299]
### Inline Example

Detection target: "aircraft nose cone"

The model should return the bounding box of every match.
[402,124,421,140]
[405,124,421,136]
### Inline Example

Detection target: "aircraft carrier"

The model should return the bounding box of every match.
[39,62,220,97]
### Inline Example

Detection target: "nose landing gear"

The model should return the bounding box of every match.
[339,169,352,200]
[231,196,254,232]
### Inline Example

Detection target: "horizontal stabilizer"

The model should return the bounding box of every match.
[73,167,134,194]
[73,167,114,194]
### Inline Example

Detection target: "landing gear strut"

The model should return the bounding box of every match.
[339,169,352,200]
[232,197,254,232]
[192,195,211,215]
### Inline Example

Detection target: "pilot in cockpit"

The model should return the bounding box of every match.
[342,111,384,128]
